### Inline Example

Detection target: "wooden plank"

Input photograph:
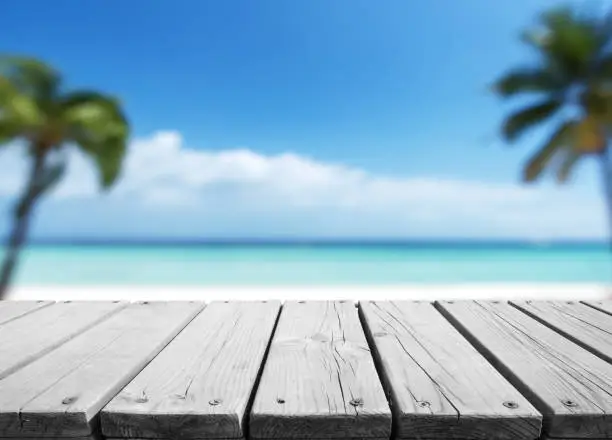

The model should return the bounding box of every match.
[583,300,612,316]
[0,301,204,438]
[2,436,100,440]
[437,300,612,439]
[359,301,542,440]
[0,301,125,379]
[512,301,612,364]
[2,437,99,440]
[250,301,391,440]
[101,301,280,439]
[0,301,54,325]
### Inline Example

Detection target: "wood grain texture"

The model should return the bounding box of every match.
[359,301,542,440]
[0,301,54,326]
[250,301,391,440]
[2,437,100,440]
[0,301,125,380]
[512,301,612,363]
[0,301,203,438]
[583,300,612,316]
[1,436,100,440]
[101,301,280,439]
[104,438,389,440]
[437,300,612,439]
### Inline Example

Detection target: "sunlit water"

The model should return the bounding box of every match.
[7,242,612,285]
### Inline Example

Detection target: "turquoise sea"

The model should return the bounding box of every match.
[8,242,612,285]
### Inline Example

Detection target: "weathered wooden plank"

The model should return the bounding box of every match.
[104,438,389,440]
[0,300,54,325]
[583,300,612,316]
[360,301,542,439]
[437,300,612,439]
[0,301,204,438]
[2,437,99,440]
[2,436,100,440]
[101,301,280,439]
[512,301,612,364]
[0,301,125,379]
[250,301,391,440]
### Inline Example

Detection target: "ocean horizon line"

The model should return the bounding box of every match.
[13,238,611,248]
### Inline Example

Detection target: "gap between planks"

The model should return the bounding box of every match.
[101,301,282,440]
[435,300,612,439]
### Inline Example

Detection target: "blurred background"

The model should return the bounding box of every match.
[1,0,612,297]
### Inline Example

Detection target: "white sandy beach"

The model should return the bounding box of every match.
[7,283,612,302]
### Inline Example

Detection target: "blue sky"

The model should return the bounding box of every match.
[0,0,609,239]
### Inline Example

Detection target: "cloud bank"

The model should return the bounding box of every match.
[0,131,606,239]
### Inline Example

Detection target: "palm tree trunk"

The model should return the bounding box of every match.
[600,147,612,268]
[0,151,46,300]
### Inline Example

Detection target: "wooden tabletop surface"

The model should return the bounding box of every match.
[0,299,611,440]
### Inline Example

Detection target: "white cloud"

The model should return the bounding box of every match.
[0,131,606,239]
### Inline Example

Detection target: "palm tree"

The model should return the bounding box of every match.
[494,6,612,239]
[0,56,129,299]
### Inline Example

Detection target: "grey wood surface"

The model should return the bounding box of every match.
[2,437,100,440]
[583,300,612,316]
[0,301,203,438]
[359,301,542,439]
[0,300,53,326]
[104,438,390,440]
[101,301,281,439]
[437,300,612,439]
[2,436,100,440]
[250,301,391,440]
[512,300,612,363]
[0,301,125,380]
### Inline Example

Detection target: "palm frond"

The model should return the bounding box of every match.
[89,135,127,188]
[0,74,44,138]
[540,7,601,75]
[60,91,127,122]
[0,55,60,106]
[523,120,576,182]
[573,116,606,153]
[60,91,129,188]
[0,120,20,145]
[502,99,562,142]
[556,150,582,183]
[493,68,564,97]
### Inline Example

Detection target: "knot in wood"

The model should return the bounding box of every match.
[503,401,519,409]
[277,398,285,404]
[417,400,430,408]
[562,399,578,408]
[349,398,364,407]
[61,396,77,405]
[209,398,222,406]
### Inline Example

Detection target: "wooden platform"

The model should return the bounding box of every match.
[0,299,611,440]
